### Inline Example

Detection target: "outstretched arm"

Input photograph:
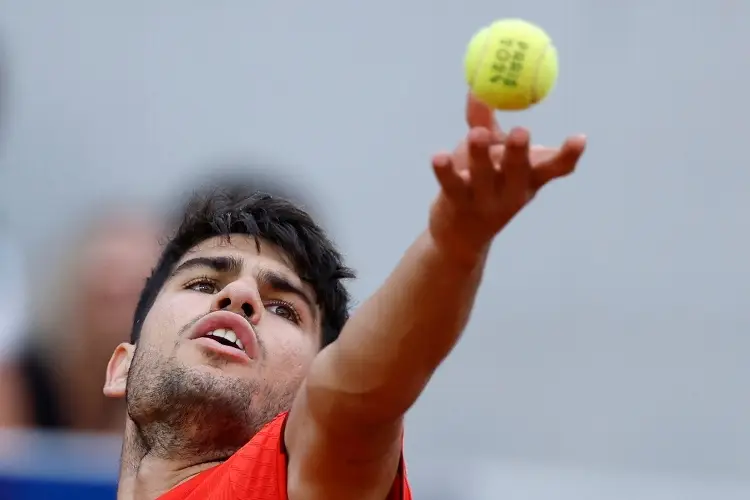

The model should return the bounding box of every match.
[285,94,586,500]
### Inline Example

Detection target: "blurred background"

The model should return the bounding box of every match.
[0,1,749,498]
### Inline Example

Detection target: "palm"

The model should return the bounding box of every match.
[429,94,586,256]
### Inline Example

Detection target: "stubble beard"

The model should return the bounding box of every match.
[124,343,294,463]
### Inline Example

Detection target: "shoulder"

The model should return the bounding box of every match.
[158,413,290,500]
[161,413,412,500]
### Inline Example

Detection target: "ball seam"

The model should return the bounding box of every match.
[531,42,551,105]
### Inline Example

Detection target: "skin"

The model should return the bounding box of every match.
[0,364,28,426]
[104,94,586,499]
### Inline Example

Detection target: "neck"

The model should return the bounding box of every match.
[116,419,222,500]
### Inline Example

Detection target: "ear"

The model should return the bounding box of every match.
[103,343,135,399]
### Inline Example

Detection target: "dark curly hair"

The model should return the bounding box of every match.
[130,189,354,348]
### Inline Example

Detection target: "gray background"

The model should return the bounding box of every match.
[0,1,748,497]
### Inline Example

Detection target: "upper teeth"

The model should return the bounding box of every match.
[206,329,245,351]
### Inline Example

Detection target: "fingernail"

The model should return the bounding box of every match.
[508,127,529,144]
[433,155,451,168]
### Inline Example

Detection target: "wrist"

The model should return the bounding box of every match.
[428,196,493,267]
[427,222,490,271]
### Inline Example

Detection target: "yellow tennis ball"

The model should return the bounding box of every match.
[464,19,558,111]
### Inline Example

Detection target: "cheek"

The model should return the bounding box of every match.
[261,319,318,379]
[141,292,212,346]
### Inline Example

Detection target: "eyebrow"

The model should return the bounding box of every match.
[170,256,242,279]
[170,256,317,318]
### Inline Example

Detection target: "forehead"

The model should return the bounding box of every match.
[179,234,297,278]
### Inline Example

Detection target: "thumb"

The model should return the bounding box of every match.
[466,93,504,141]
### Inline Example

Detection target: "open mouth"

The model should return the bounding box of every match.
[203,328,246,352]
[190,311,257,360]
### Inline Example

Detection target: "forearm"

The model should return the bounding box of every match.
[308,229,488,425]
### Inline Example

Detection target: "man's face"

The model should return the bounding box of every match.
[118,235,321,458]
[78,223,160,349]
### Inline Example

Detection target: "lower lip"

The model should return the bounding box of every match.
[192,337,252,363]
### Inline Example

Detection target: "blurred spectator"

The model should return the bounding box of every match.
[6,207,161,432]
[0,229,29,426]
[0,37,29,427]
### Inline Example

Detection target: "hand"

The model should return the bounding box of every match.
[429,94,587,261]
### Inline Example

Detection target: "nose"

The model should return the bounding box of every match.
[211,279,262,323]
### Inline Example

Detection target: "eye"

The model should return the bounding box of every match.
[184,278,219,294]
[265,301,300,324]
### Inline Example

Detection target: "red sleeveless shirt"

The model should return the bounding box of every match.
[159,412,411,499]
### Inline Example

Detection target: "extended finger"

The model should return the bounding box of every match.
[499,127,531,194]
[467,127,497,198]
[531,134,587,189]
[466,93,505,142]
[527,146,558,165]
[432,152,469,200]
